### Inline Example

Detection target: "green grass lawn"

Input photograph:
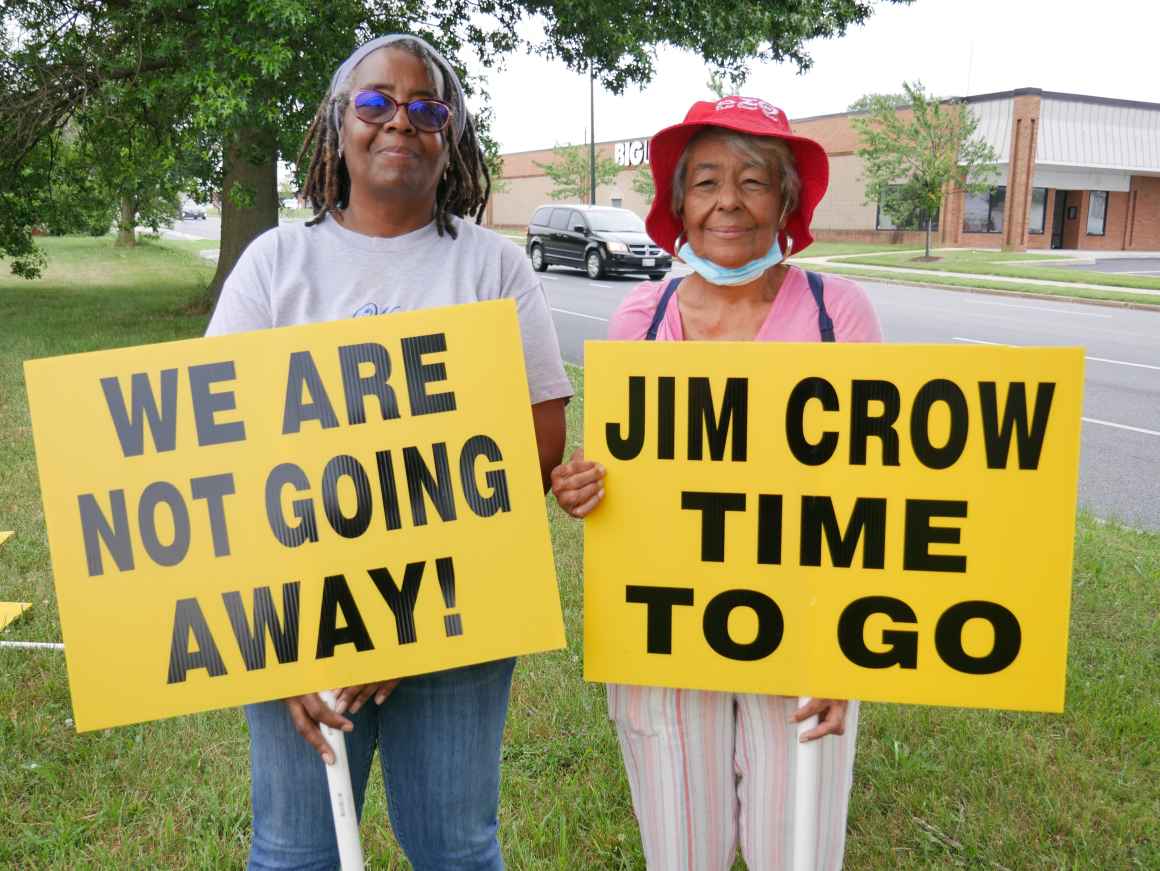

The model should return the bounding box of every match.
[1,237,1157,868]
[830,249,1160,292]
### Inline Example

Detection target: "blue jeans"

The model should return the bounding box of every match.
[245,658,516,871]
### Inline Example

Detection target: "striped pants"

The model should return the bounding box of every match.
[608,684,859,871]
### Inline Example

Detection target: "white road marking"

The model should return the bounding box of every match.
[588,281,612,288]
[953,337,1160,370]
[541,275,559,280]
[551,307,608,322]
[961,298,1113,318]
[1083,417,1160,437]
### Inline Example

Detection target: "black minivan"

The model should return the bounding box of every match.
[525,204,672,280]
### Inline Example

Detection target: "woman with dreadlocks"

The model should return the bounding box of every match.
[207,34,571,871]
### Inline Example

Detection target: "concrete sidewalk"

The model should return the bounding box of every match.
[795,253,1160,298]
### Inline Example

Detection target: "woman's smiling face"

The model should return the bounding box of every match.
[679,132,784,269]
[340,46,448,208]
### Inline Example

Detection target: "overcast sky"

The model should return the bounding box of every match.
[471,0,1158,154]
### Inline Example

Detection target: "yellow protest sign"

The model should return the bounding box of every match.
[583,342,1082,713]
[0,602,31,632]
[25,300,563,731]
[0,531,12,549]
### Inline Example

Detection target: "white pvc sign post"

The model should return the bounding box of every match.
[792,697,821,871]
[319,690,365,871]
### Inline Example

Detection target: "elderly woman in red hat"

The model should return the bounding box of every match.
[551,97,882,870]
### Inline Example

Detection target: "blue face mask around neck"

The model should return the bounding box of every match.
[676,235,784,286]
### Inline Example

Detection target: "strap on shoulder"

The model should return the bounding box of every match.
[806,270,836,342]
[645,277,684,340]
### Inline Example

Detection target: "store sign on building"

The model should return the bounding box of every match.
[615,139,650,167]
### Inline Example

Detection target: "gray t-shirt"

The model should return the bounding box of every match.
[206,215,572,405]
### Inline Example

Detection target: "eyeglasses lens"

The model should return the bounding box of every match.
[353,92,450,133]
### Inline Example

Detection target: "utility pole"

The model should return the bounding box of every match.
[589,62,597,205]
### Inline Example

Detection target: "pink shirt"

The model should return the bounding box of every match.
[608,266,883,343]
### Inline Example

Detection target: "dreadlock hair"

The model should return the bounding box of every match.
[297,38,490,238]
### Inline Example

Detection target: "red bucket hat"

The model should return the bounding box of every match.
[644,97,829,257]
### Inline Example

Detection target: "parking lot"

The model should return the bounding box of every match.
[1062,256,1160,275]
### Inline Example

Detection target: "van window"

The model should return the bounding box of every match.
[531,207,552,226]
[548,209,573,230]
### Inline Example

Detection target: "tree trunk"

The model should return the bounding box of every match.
[207,126,279,304]
[115,195,136,247]
[925,216,932,258]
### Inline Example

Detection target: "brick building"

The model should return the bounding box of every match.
[488,88,1160,252]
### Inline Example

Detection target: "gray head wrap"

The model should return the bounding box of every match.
[328,34,468,143]
[327,33,466,143]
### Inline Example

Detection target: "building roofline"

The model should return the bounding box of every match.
[791,88,1160,124]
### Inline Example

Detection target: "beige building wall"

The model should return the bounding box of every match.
[811,154,877,231]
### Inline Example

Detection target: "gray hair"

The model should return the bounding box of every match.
[328,34,468,143]
[670,128,801,228]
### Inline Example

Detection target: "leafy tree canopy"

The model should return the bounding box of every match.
[535,144,621,203]
[2,0,911,284]
[847,91,912,113]
[852,81,999,257]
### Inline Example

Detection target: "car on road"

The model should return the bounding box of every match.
[525,204,671,280]
[181,200,208,220]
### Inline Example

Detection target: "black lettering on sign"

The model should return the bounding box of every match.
[911,379,968,469]
[800,496,887,569]
[367,561,425,645]
[315,574,374,658]
[687,377,748,461]
[625,585,695,654]
[904,500,967,573]
[374,450,403,531]
[78,490,135,576]
[786,377,839,466]
[282,351,340,434]
[935,601,1021,675]
[702,590,783,661]
[222,582,301,670]
[402,333,457,416]
[680,491,746,562]
[757,495,783,565]
[100,369,179,457]
[188,361,247,447]
[607,376,645,460]
[191,473,236,557]
[436,557,463,637]
[849,379,901,466]
[979,382,1055,470]
[837,596,918,669]
[459,435,511,518]
[138,481,190,567]
[657,376,675,460]
[403,443,457,526]
[265,463,319,547]
[321,454,373,538]
[338,342,400,425]
[166,598,227,684]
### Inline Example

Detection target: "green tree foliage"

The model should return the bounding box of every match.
[853,81,999,257]
[2,0,911,284]
[847,91,911,113]
[632,166,655,204]
[535,144,621,203]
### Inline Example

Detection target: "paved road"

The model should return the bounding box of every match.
[539,264,1160,531]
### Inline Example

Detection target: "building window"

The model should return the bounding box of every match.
[1087,191,1108,236]
[1028,188,1047,235]
[963,186,1006,233]
[876,186,939,231]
